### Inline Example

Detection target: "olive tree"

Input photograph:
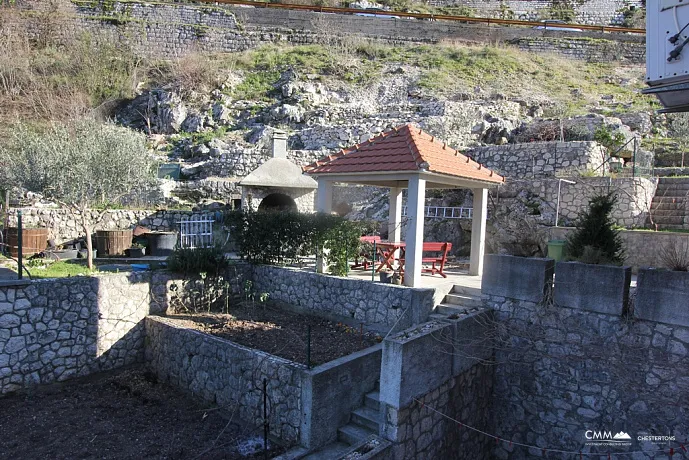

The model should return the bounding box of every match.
[0,120,157,269]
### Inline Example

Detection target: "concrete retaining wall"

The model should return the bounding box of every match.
[635,269,689,328]
[0,272,172,394]
[554,262,631,315]
[300,344,382,449]
[252,266,435,332]
[481,255,554,303]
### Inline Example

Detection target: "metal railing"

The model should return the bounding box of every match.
[402,206,473,219]
[178,216,215,249]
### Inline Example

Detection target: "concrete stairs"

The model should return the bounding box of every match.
[430,284,483,320]
[648,177,689,230]
[301,389,381,459]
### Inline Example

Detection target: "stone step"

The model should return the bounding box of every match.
[350,406,381,432]
[444,293,482,308]
[338,423,374,446]
[654,224,689,230]
[451,285,481,297]
[650,201,686,210]
[429,313,449,321]
[301,442,352,460]
[436,304,469,315]
[649,209,687,217]
[651,216,686,225]
[364,391,380,411]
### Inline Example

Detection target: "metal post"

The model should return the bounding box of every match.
[306,325,311,369]
[17,210,23,280]
[263,378,268,460]
[633,137,637,179]
[555,180,562,228]
[371,241,376,282]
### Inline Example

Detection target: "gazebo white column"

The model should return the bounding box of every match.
[316,179,333,273]
[316,179,333,214]
[404,175,426,287]
[469,188,488,276]
[388,187,403,241]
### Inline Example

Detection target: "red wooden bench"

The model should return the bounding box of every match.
[351,235,382,270]
[420,242,452,278]
[399,242,452,278]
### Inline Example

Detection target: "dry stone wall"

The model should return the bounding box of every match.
[0,272,173,395]
[423,0,643,26]
[14,0,645,63]
[145,316,304,445]
[251,265,435,332]
[468,141,607,178]
[6,208,216,244]
[499,177,657,228]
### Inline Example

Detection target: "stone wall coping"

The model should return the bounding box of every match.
[385,320,451,345]
[0,279,31,287]
[306,342,382,375]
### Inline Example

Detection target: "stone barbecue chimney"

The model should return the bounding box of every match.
[272,130,288,159]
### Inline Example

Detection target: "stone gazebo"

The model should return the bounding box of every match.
[303,124,505,287]
[240,130,317,212]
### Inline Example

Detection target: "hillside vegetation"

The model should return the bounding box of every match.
[0,13,655,129]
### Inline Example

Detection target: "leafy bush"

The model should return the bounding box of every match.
[594,126,626,153]
[167,246,230,276]
[225,210,364,276]
[565,194,624,265]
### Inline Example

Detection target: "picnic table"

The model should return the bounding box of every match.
[374,241,452,278]
[351,235,382,270]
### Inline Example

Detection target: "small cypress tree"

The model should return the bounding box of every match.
[565,193,625,265]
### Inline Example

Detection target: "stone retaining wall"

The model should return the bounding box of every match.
[14,0,645,63]
[486,292,689,458]
[6,208,215,244]
[0,272,173,394]
[424,0,644,26]
[379,314,495,459]
[469,141,607,178]
[482,257,689,458]
[251,265,435,332]
[145,316,304,444]
[501,176,657,228]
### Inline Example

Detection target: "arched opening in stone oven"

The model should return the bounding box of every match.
[258,193,298,212]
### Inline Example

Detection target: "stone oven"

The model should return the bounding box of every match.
[239,130,317,213]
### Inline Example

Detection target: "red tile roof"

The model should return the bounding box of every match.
[303,124,504,184]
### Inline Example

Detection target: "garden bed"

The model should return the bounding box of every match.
[166,304,381,366]
[0,366,284,459]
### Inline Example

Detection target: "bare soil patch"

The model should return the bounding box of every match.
[167,304,381,366]
[0,366,284,460]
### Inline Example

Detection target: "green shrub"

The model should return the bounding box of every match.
[594,126,626,153]
[225,210,365,276]
[565,194,624,265]
[167,246,230,276]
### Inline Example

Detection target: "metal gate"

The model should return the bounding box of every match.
[178,216,214,249]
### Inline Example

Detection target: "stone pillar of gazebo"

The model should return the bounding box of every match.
[388,187,403,267]
[469,188,488,276]
[404,176,426,287]
[315,180,333,273]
